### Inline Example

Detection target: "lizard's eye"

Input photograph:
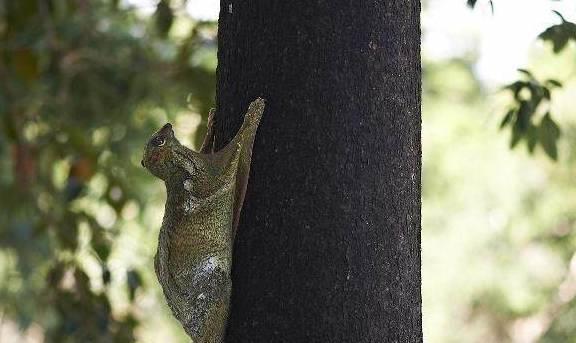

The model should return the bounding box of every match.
[152,136,166,147]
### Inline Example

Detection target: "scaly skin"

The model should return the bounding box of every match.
[142,99,265,342]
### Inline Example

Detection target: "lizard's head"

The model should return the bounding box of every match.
[141,123,178,181]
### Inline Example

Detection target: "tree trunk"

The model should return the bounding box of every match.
[215,1,421,342]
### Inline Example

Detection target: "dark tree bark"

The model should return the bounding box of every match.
[215,1,421,342]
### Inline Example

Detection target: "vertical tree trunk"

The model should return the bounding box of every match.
[215,1,421,342]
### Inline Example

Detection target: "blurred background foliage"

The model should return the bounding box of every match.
[0,0,215,341]
[424,1,576,342]
[1,0,576,342]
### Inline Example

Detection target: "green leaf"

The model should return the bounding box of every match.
[526,124,539,153]
[509,101,532,149]
[510,125,523,149]
[517,101,533,128]
[517,69,534,79]
[545,79,563,88]
[542,87,551,100]
[539,112,561,160]
[539,20,576,53]
[500,109,514,129]
[526,82,544,109]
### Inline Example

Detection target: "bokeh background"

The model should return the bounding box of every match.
[1,0,576,342]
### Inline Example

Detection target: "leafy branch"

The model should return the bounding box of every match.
[467,3,574,160]
[500,70,562,160]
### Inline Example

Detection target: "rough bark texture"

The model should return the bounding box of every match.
[214,1,421,342]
